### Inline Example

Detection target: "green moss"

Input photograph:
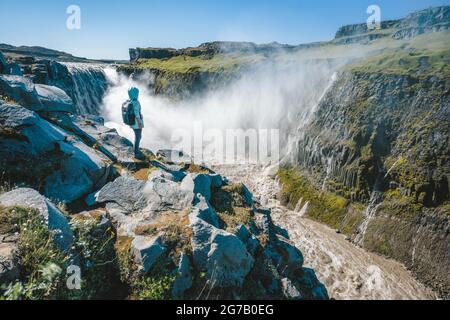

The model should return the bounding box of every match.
[70,213,122,299]
[218,207,253,231]
[340,205,365,235]
[211,183,251,214]
[128,53,265,74]
[278,168,349,229]
[0,205,69,300]
[133,275,175,300]
[347,47,450,79]
[379,189,424,220]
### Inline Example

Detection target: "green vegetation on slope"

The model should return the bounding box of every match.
[347,31,450,78]
[278,168,349,229]
[129,53,265,74]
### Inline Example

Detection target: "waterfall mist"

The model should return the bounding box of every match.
[100,55,343,165]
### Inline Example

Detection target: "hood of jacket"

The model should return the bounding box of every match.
[128,87,139,100]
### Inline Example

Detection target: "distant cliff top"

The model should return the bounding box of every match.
[130,5,450,62]
[335,5,450,41]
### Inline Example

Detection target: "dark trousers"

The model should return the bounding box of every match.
[133,129,142,154]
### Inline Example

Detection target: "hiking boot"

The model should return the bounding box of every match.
[134,151,146,161]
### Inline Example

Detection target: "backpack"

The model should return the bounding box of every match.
[122,100,136,126]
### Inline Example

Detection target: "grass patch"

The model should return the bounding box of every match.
[132,274,175,300]
[347,48,450,79]
[278,168,349,229]
[0,95,17,105]
[184,162,210,174]
[0,205,69,300]
[133,211,192,254]
[129,53,265,74]
[218,206,253,231]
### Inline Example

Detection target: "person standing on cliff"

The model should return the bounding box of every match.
[123,86,145,160]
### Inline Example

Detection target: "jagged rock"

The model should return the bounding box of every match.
[181,173,213,204]
[234,224,260,255]
[94,174,193,219]
[150,161,187,182]
[276,237,304,274]
[0,104,113,203]
[206,231,254,288]
[157,149,192,164]
[74,209,112,235]
[35,84,75,113]
[50,114,134,163]
[189,214,253,288]
[144,176,194,212]
[148,169,178,183]
[281,278,303,300]
[298,268,329,300]
[94,175,147,212]
[0,188,74,251]
[172,253,193,299]
[190,195,220,228]
[131,235,166,274]
[0,75,42,110]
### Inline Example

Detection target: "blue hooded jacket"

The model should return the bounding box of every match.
[128,87,144,129]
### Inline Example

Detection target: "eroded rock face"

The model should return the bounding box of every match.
[0,103,113,203]
[172,253,193,299]
[0,75,42,110]
[0,188,74,251]
[35,84,74,113]
[189,210,254,288]
[132,235,166,274]
[288,70,450,297]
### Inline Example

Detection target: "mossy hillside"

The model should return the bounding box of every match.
[277,168,349,230]
[129,53,265,74]
[346,31,450,79]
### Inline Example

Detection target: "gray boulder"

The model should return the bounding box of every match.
[94,175,147,213]
[0,75,42,110]
[298,268,329,300]
[235,224,260,255]
[132,235,166,274]
[275,238,304,274]
[0,188,74,251]
[145,176,194,211]
[150,161,186,182]
[190,195,220,228]
[172,253,193,299]
[35,84,75,113]
[94,174,193,220]
[181,173,213,204]
[206,231,254,288]
[189,214,254,288]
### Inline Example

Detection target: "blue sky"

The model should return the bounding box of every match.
[1,0,449,60]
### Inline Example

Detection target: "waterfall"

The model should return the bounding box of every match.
[63,63,109,115]
[354,191,383,246]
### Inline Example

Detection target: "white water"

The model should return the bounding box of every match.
[99,59,340,162]
[213,164,437,300]
[63,63,109,115]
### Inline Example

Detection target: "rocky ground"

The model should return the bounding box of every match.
[213,164,438,300]
[0,66,327,299]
